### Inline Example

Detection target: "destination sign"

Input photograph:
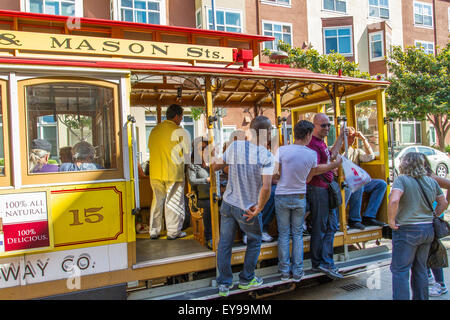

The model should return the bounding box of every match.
[0,30,235,62]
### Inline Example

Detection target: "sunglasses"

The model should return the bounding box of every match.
[319,123,331,128]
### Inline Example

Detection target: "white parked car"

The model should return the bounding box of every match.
[391,145,450,178]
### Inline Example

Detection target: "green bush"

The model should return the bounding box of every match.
[446,145,450,153]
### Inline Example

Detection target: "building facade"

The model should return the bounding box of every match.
[0,0,449,148]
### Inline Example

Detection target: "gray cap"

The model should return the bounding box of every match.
[31,139,52,153]
[72,141,95,160]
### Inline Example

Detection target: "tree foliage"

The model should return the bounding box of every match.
[263,42,372,79]
[386,43,450,150]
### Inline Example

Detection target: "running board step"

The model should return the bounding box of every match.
[128,251,391,300]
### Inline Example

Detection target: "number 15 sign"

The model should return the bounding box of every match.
[0,192,51,254]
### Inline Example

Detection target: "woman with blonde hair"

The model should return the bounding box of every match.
[388,152,448,300]
[29,139,58,173]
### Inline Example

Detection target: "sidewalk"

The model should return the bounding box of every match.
[270,211,450,300]
[270,241,450,300]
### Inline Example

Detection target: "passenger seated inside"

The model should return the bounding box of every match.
[59,141,103,171]
[59,146,73,165]
[29,138,58,173]
[344,127,387,229]
[188,136,212,249]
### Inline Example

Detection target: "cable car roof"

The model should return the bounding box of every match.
[0,10,389,109]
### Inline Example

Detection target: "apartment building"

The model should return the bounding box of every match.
[306,0,403,76]
[306,0,449,147]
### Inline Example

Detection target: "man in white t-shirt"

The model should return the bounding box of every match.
[273,120,342,282]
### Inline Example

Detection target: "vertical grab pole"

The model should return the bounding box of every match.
[389,120,395,180]
[275,80,283,147]
[334,85,349,261]
[128,115,140,216]
[205,76,220,253]
[338,116,349,260]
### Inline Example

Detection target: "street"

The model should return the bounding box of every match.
[268,240,450,300]
[268,210,450,300]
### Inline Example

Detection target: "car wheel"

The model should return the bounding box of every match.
[435,163,448,178]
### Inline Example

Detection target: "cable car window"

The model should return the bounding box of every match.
[25,82,117,174]
[356,100,380,157]
[0,92,4,176]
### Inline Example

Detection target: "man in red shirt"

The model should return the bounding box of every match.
[306,113,346,280]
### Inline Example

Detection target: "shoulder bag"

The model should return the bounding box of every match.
[320,175,342,210]
[427,237,449,269]
[415,177,450,239]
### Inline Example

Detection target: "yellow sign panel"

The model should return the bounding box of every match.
[0,30,234,62]
[50,186,125,247]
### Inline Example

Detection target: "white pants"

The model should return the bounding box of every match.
[149,179,185,238]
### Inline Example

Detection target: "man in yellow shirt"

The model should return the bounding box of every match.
[148,104,190,240]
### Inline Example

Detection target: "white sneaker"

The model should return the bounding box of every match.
[428,274,436,286]
[429,283,448,297]
[261,232,273,242]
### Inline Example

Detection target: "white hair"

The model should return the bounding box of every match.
[29,149,50,172]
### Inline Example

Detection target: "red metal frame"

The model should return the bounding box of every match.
[0,56,390,85]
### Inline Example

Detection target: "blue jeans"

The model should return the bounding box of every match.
[428,268,445,286]
[260,185,277,232]
[390,223,434,300]
[345,179,387,223]
[216,201,262,286]
[275,194,306,277]
[306,185,339,269]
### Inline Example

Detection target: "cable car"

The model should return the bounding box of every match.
[0,10,391,300]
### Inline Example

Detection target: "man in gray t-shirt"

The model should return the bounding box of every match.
[222,139,274,210]
[213,116,274,297]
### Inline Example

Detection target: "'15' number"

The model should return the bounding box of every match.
[69,207,104,226]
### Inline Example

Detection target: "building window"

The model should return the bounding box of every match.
[28,0,82,16]
[369,31,384,61]
[323,0,346,13]
[414,1,433,27]
[429,125,437,145]
[120,0,163,24]
[263,21,292,50]
[399,119,422,145]
[222,125,237,143]
[369,0,389,19]
[415,40,434,55]
[323,26,353,56]
[207,8,242,32]
[196,9,202,28]
[448,7,450,32]
[37,115,58,161]
[261,0,291,7]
